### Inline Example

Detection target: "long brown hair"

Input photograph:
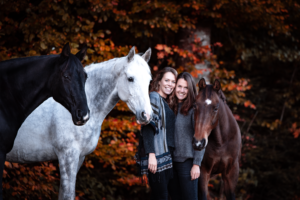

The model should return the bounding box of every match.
[149,67,178,93]
[169,72,196,115]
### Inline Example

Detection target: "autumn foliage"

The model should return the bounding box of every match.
[1,0,300,199]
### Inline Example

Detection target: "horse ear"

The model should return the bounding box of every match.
[213,79,221,91]
[75,44,87,61]
[127,46,135,63]
[141,48,151,63]
[198,78,206,92]
[61,43,70,57]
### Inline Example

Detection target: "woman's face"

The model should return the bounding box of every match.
[175,78,188,103]
[158,72,176,98]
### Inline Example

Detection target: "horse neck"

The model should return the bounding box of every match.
[211,100,236,146]
[0,55,56,125]
[84,58,123,123]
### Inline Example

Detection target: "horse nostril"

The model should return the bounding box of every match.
[76,109,82,119]
[141,111,147,121]
[192,137,206,150]
[200,138,206,147]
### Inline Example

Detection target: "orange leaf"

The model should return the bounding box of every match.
[155,44,164,51]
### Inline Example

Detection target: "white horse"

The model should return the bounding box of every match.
[6,47,152,200]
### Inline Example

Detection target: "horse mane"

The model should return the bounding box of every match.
[85,54,151,78]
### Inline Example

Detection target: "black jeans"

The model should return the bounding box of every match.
[169,159,198,200]
[148,168,173,200]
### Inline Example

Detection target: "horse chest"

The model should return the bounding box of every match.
[204,146,234,175]
[0,114,20,152]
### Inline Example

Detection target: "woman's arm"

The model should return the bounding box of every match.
[191,164,200,180]
[141,125,155,154]
[141,92,161,174]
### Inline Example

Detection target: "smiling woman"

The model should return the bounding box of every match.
[168,72,206,200]
[169,72,197,116]
[136,67,178,200]
[175,78,188,102]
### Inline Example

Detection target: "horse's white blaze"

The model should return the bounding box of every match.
[196,141,201,147]
[205,99,212,105]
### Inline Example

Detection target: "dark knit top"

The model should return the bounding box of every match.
[142,98,175,154]
[173,103,205,166]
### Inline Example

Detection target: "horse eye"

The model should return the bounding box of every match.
[128,77,134,82]
[64,75,69,78]
[214,107,218,112]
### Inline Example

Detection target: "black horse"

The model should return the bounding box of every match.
[0,43,90,199]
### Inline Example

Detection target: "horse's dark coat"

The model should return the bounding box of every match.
[193,79,241,200]
[0,43,89,200]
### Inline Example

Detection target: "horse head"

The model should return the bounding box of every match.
[116,46,153,125]
[50,43,90,126]
[193,78,225,151]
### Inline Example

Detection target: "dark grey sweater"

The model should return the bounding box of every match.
[173,103,205,166]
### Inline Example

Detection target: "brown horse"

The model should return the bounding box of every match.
[192,78,241,200]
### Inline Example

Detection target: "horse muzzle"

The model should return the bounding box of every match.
[136,110,152,125]
[192,137,206,151]
[73,109,90,126]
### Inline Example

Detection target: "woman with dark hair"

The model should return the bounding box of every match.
[168,72,206,200]
[136,67,177,200]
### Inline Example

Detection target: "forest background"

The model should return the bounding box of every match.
[0,0,300,199]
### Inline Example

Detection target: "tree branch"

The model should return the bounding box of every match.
[280,64,297,122]
[246,111,259,134]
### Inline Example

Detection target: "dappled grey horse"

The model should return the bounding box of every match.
[6,47,153,200]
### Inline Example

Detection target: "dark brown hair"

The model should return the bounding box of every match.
[149,67,178,93]
[169,72,196,115]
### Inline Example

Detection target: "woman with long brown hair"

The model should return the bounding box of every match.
[168,72,206,200]
[136,67,177,200]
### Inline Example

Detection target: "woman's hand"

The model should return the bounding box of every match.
[191,164,200,180]
[148,153,157,174]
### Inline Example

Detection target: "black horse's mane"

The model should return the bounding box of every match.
[0,54,58,64]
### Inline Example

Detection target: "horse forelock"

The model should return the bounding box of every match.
[199,84,226,104]
[64,54,87,77]
[128,55,151,77]
[199,85,213,101]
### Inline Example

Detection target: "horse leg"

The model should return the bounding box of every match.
[0,151,6,200]
[223,161,239,200]
[57,150,80,200]
[198,167,209,200]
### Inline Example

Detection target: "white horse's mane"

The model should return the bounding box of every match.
[84,54,151,77]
